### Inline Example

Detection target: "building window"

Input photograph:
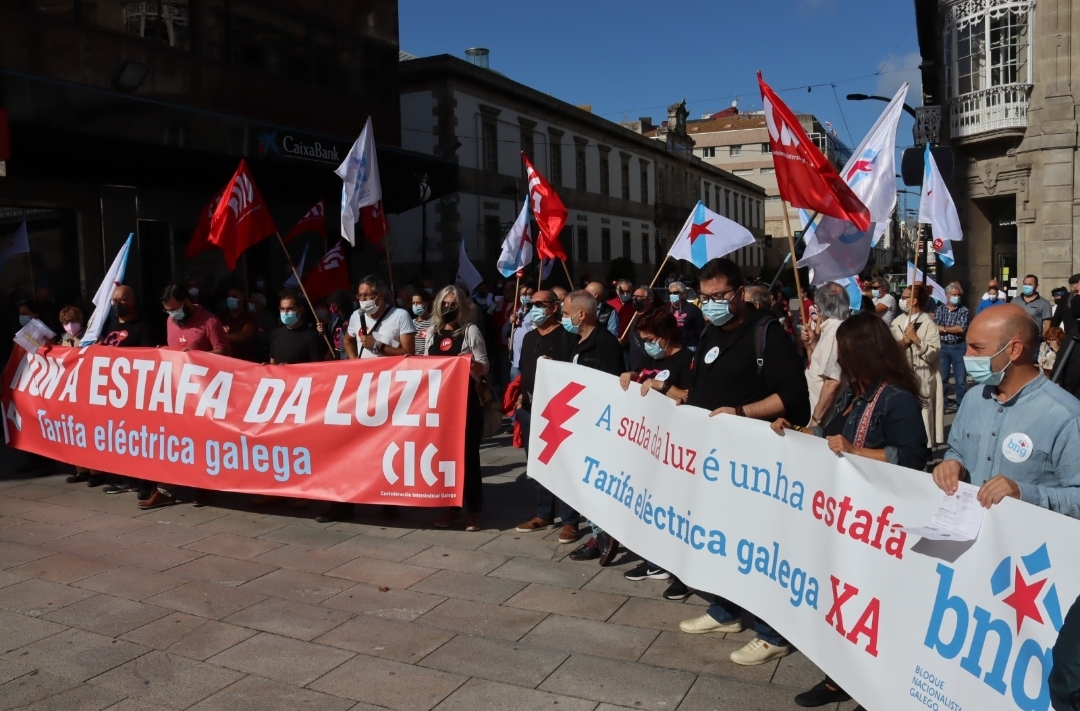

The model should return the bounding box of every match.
[575,147,587,191]
[484,215,501,260]
[576,226,589,263]
[89,0,194,50]
[549,135,562,186]
[761,143,771,154]
[621,161,631,200]
[599,154,610,196]
[724,189,731,217]
[641,233,650,264]
[733,169,754,176]
[482,121,498,173]
[702,147,716,158]
[521,128,534,165]
[601,228,612,263]
[640,167,649,204]
[760,167,775,174]
[703,181,711,209]
[729,145,743,156]
[741,195,747,225]
[714,185,720,210]
[622,232,632,260]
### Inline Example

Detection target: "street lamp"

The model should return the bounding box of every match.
[846,93,918,119]
[845,94,951,186]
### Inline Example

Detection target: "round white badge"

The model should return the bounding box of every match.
[572,354,580,364]
[655,370,671,382]
[1002,433,1033,463]
[704,346,720,364]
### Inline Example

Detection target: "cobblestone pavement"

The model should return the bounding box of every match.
[0,435,863,711]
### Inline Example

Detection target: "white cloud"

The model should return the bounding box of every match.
[877,52,923,104]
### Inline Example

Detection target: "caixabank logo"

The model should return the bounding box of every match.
[924,544,1063,711]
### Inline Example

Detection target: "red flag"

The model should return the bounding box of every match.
[360,201,389,252]
[523,153,568,261]
[209,159,278,270]
[303,240,351,303]
[758,73,870,231]
[185,188,225,258]
[284,198,326,244]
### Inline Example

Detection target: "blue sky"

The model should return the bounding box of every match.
[401,0,922,213]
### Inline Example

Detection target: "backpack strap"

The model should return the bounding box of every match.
[754,317,777,376]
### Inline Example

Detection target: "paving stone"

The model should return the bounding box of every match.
[407,569,527,605]
[0,608,68,653]
[325,556,437,588]
[223,597,353,641]
[73,567,186,602]
[313,614,452,662]
[582,567,668,599]
[40,531,139,559]
[606,595,701,632]
[238,567,355,603]
[18,505,102,526]
[0,669,79,711]
[188,675,355,711]
[0,496,51,516]
[122,523,212,548]
[308,653,466,711]
[476,533,564,561]
[1,628,148,682]
[100,699,176,711]
[770,651,829,692]
[251,544,360,574]
[0,515,25,529]
[487,556,601,590]
[143,580,266,620]
[0,570,24,589]
[504,583,628,621]
[538,654,695,708]
[0,541,53,569]
[194,513,291,537]
[415,597,546,641]
[637,630,777,680]
[0,657,33,683]
[133,506,230,528]
[432,677,596,711]
[401,545,509,576]
[326,519,417,540]
[320,582,446,621]
[16,682,126,711]
[99,542,206,572]
[67,513,155,537]
[676,674,808,711]
[324,533,431,562]
[259,523,356,549]
[398,528,498,551]
[417,634,568,689]
[181,533,283,560]
[42,594,170,637]
[119,612,208,650]
[2,483,63,501]
[165,619,258,661]
[37,491,135,516]
[207,632,354,686]
[91,650,244,710]
[0,577,95,616]
[0,520,77,545]
[165,554,278,587]
[9,553,118,584]
[521,614,658,662]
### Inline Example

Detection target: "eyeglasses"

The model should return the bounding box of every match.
[700,288,739,304]
[531,300,556,308]
[356,292,379,302]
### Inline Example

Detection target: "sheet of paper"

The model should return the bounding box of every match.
[13,318,56,355]
[900,481,985,541]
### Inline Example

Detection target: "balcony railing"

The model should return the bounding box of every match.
[948,83,1032,138]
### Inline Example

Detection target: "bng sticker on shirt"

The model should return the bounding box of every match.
[654,369,671,382]
[704,346,720,364]
[1002,432,1033,463]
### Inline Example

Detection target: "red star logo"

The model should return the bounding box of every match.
[689,219,714,245]
[1002,566,1046,632]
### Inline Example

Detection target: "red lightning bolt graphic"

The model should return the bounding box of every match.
[538,382,586,464]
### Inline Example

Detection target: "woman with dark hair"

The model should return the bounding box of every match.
[411,288,434,356]
[891,283,944,447]
[773,311,928,710]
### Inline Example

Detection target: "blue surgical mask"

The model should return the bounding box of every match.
[644,339,665,359]
[1022,285,1035,296]
[226,297,240,311]
[562,313,580,334]
[949,296,961,306]
[520,296,532,308]
[871,289,881,299]
[529,305,549,326]
[18,314,31,327]
[247,302,257,312]
[280,311,299,327]
[669,294,680,305]
[620,292,631,303]
[702,300,733,326]
[167,307,186,322]
[964,342,1012,386]
[412,304,425,316]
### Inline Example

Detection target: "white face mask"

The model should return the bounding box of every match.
[899,299,910,314]
[359,299,380,315]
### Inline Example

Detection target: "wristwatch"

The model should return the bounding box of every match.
[735,405,746,417]
[371,341,382,355]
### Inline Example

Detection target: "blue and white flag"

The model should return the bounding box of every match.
[668,201,755,268]
[497,199,534,278]
[81,233,133,345]
[284,243,309,288]
[0,219,30,269]
[918,143,962,268]
[334,117,382,246]
[456,239,484,291]
[907,261,948,304]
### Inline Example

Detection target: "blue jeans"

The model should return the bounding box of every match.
[706,596,788,646]
[519,407,580,524]
[940,342,968,404]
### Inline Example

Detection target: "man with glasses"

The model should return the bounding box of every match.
[608,279,636,336]
[664,258,809,667]
[668,281,705,350]
[624,285,661,371]
[343,275,416,360]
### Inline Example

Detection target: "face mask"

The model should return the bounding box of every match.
[644,339,665,359]
[315,308,329,322]
[871,289,881,299]
[412,304,425,316]
[442,307,460,324]
[63,322,81,336]
[18,315,31,327]
[247,302,257,312]
[1022,285,1035,296]
[424,288,433,295]
[949,296,961,306]
[520,296,532,308]
[701,300,733,326]
[562,313,580,334]
[899,299,910,313]
[529,305,549,326]
[226,297,240,311]
[964,342,1012,386]
[188,287,199,298]
[396,299,405,308]
[167,307,186,322]
[632,298,648,312]
[620,292,631,303]
[112,303,130,320]
[988,294,999,302]
[359,299,380,315]
[669,294,680,305]
[280,311,299,327]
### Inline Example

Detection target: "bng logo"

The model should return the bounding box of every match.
[924,544,1062,710]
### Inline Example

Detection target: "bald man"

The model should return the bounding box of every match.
[585,281,621,338]
[932,304,1080,517]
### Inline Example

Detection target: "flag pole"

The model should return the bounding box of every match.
[382,235,397,306]
[275,232,336,355]
[507,275,521,363]
[620,253,671,341]
[780,202,807,324]
[912,224,924,307]
[559,259,573,289]
[768,210,817,291]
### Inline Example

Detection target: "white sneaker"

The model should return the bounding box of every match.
[678,612,744,634]
[729,638,794,666]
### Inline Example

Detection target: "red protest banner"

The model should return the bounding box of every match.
[1,347,469,506]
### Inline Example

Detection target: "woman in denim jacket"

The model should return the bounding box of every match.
[772,311,929,710]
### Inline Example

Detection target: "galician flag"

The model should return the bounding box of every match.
[335,117,382,246]
[456,240,484,291]
[907,261,948,304]
[81,233,133,346]
[0,218,30,268]
[668,201,755,268]
[919,143,962,268]
[284,243,308,288]
[497,199,534,278]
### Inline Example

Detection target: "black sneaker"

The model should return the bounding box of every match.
[663,578,691,601]
[597,532,620,567]
[794,678,850,707]
[66,471,90,484]
[136,488,153,501]
[568,538,600,561]
[624,562,670,581]
[87,474,105,487]
[103,483,135,494]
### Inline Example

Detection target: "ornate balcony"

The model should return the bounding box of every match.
[948,83,1032,139]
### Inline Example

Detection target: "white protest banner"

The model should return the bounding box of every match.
[530,360,1079,711]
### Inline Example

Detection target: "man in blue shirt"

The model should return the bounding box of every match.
[935,283,970,409]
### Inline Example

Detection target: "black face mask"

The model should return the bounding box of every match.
[632,298,648,312]
[442,308,460,324]
[112,303,131,319]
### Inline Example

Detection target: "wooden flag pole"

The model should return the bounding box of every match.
[560,258,573,289]
[912,224,924,307]
[507,275,521,362]
[275,232,336,355]
[620,253,671,341]
[780,202,807,325]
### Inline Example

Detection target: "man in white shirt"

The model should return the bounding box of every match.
[802,282,849,427]
[871,277,897,326]
[344,275,416,359]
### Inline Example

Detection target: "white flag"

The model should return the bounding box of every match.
[81,233,133,346]
[335,117,382,246]
[668,201,755,268]
[0,219,30,269]
[918,143,962,243]
[907,261,947,305]
[456,240,484,291]
[497,200,534,278]
[284,243,309,288]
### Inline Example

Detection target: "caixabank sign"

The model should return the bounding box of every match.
[254,129,347,165]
